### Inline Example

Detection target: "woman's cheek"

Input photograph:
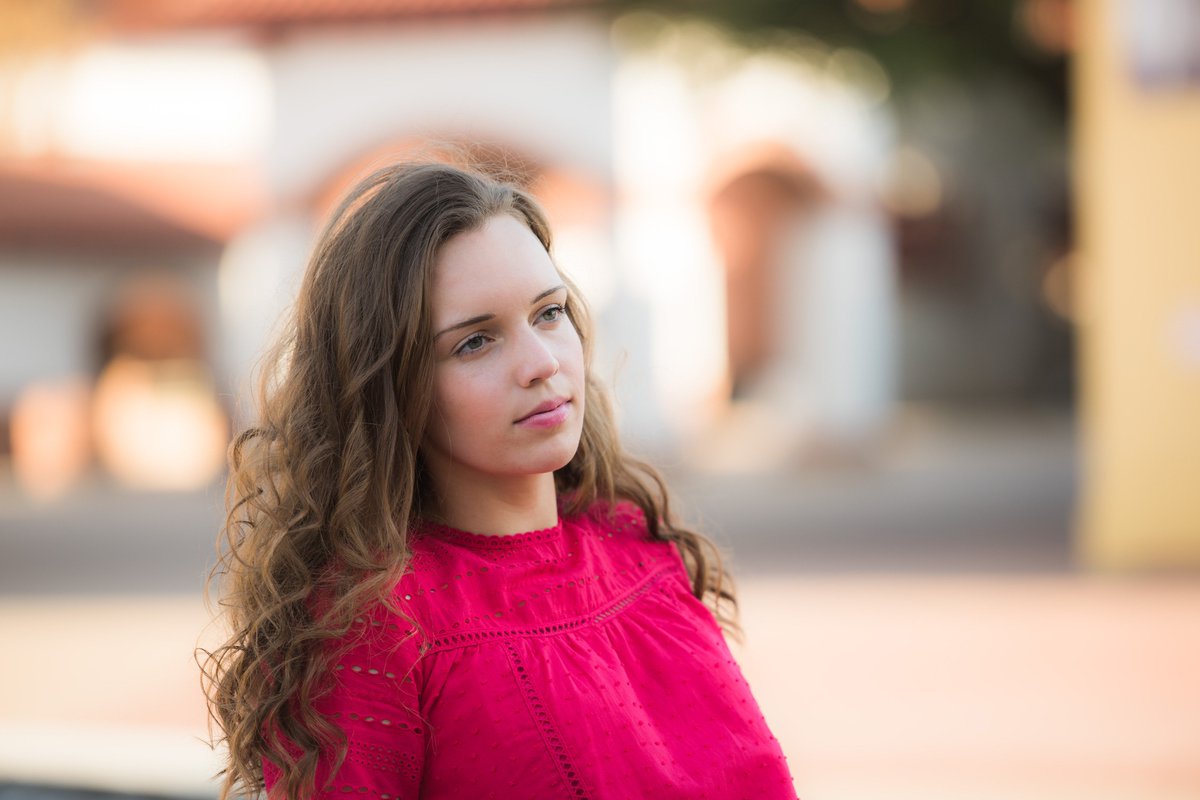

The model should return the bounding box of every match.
[555,326,584,370]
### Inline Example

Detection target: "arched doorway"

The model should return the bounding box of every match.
[707,144,826,400]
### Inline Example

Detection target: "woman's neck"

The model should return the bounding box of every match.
[426,470,559,536]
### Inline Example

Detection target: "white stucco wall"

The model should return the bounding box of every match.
[612,23,898,456]
[262,14,615,201]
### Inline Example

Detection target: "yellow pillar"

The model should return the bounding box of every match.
[1076,0,1200,567]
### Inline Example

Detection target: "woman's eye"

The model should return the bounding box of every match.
[455,333,488,356]
[539,304,565,323]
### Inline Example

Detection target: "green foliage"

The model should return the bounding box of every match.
[610,0,1067,112]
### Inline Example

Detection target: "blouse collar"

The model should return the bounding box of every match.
[416,517,564,549]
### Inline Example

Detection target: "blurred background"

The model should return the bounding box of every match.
[0,0,1197,798]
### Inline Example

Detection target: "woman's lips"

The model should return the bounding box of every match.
[515,400,571,429]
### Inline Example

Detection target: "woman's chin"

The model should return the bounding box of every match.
[522,437,584,477]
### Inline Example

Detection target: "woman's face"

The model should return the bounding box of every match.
[424,213,586,490]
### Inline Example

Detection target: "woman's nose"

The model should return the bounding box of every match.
[516,329,560,386]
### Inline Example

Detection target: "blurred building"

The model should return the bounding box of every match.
[0,0,1125,540]
[0,0,911,497]
[1075,0,1200,568]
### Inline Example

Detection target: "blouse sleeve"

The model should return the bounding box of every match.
[265,604,428,799]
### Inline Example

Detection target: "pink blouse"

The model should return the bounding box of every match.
[265,502,797,799]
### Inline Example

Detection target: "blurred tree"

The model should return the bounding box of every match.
[611,0,1069,114]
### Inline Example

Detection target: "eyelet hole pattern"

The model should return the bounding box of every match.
[426,567,673,653]
[504,640,589,798]
[345,740,422,788]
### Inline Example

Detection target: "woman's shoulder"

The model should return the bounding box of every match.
[569,497,649,537]
[566,498,684,563]
[570,498,692,587]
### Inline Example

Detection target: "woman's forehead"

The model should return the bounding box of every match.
[431,215,560,315]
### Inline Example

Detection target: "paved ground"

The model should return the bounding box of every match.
[734,574,1200,800]
[668,405,1079,575]
[2,408,1197,799]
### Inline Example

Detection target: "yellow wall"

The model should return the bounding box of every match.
[1076,0,1200,567]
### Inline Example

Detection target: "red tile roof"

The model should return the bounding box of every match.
[105,0,599,32]
[0,158,264,250]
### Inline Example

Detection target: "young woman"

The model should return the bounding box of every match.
[203,161,798,799]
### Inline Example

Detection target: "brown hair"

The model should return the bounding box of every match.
[200,161,739,800]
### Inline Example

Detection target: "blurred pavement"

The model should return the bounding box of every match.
[671,405,1078,574]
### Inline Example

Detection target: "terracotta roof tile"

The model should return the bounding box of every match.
[0,158,264,249]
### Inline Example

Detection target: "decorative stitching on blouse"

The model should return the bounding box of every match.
[412,506,643,553]
[425,565,675,653]
[504,639,591,799]
[417,519,564,548]
[591,569,667,624]
[323,780,408,800]
[347,739,421,780]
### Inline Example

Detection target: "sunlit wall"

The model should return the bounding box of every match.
[1076,0,1200,567]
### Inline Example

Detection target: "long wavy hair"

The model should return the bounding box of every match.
[201,161,739,800]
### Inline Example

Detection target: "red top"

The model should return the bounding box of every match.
[264,502,798,799]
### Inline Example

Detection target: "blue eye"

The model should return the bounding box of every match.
[540,304,565,323]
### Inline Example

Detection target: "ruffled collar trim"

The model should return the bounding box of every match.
[416,517,564,549]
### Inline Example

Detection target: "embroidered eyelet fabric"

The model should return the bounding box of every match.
[264,502,798,799]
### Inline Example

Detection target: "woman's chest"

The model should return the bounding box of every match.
[414,579,794,800]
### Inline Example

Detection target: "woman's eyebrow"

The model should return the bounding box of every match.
[531,284,567,305]
[434,313,495,341]
[433,284,566,341]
